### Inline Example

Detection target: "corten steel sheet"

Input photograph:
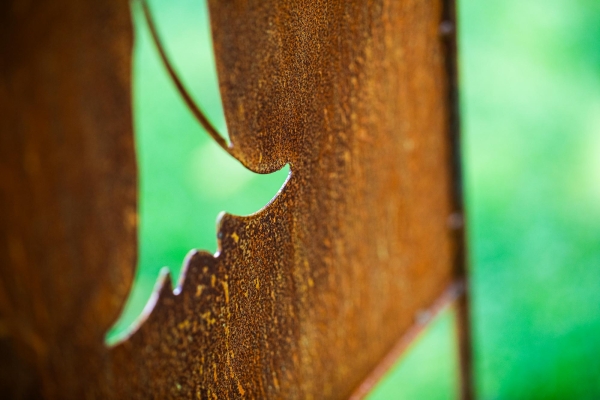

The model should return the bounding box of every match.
[0,0,136,398]
[0,0,464,398]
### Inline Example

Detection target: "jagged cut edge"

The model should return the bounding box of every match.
[106,166,293,347]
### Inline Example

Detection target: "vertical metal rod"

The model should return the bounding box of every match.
[455,281,475,400]
[441,0,476,397]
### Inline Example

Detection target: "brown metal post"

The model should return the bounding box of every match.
[442,0,476,398]
[456,286,475,400]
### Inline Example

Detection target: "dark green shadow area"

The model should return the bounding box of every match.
[106,0,289,342]
[367,310,459,400]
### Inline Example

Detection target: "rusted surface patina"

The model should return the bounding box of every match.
[0,0,136,398]
[111,0,460,397]
[0,0,463,398]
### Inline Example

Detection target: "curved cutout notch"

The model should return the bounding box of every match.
[106,0,290,343]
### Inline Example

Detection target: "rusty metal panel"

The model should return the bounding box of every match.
[0,0,136,398]
[0,0,463,398]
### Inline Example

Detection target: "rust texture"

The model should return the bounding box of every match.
[0,0,136,398]
[0,0,464,398]
[349,282,464,400]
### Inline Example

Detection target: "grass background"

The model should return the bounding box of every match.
[110,0,600,398]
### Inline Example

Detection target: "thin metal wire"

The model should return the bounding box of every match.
[140,0,237,158]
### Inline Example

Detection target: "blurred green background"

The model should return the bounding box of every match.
[110,0,600,398]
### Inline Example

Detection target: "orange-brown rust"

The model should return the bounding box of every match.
[0,0,463,398]
[0,0,135,398]
[110,0,459,397]
[349,281,465,400]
